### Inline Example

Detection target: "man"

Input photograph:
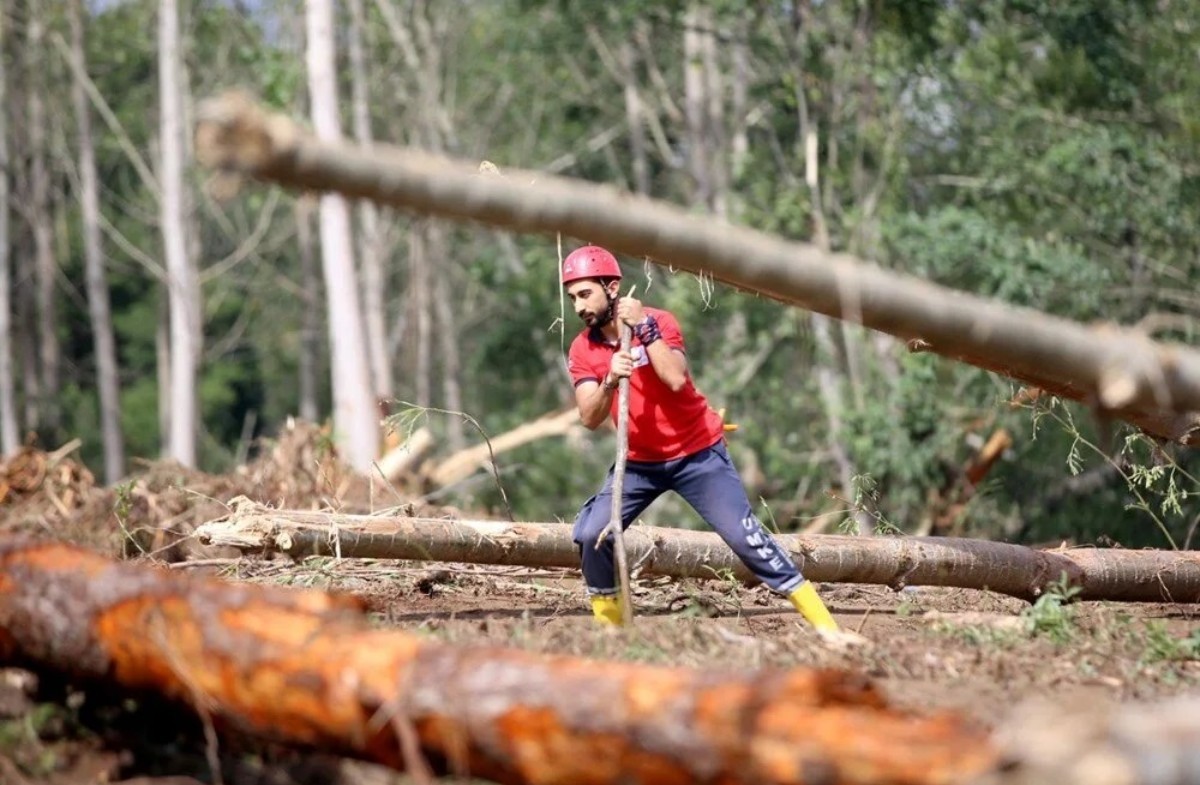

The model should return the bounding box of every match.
[563,244,839,632]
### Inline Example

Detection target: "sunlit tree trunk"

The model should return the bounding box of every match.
[69,0,125,483]
[346,0,391,406]
[306,0,379,471]
[294,196,320,424]
[27,6,61,440]
[0,0,17,456]
[159,0,200,466]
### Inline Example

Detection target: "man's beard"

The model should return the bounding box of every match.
[580,301,614,328]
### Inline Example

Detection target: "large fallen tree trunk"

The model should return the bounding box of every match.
[0,538,998,785]
[196,500,1200,603]
[193,92,1200,445]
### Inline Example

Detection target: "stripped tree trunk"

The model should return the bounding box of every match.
[159,0,199,466]
[68,0,125,484]
[294,196,321,424]
[346,0,392,406]
[192,95,1200,446]
[306,0,379,471]
[27,6,61,439]
[195,502,1200,604]
[0,0,17,456]
[620,41,650,196]
[0,539,997,785]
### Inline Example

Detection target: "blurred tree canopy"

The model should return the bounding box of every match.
[11,0,1199,548]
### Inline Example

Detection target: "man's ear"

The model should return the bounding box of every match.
[605,279,622,298]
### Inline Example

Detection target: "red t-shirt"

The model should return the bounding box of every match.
[568,307,725,462]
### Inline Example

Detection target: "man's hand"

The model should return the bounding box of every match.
[615,296,645,327]
[606,350,634,387]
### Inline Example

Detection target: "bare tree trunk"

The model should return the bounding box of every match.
[430,224,464,448]
[306,0,380,472]
[799,78,873,535]
[701,4,727,219]
[409,223,432,408]
[683,3,711,210]
[346,0,392,405]
[294,196,320,424]
[156,297,171,457]
[620,41,650,196]
[0,0,17,456]
[196,502,1200,604]
[159,0,200,466]
[729,11,750,184]
[193,96,1200,445]
[0,540,998,785]
[27,7,61,439]
[69,0,125,484]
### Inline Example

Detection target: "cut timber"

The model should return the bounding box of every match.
[0,539,998,785]
[196,500,1200,603]
[425,407,580,488]
[193,92,1200,445]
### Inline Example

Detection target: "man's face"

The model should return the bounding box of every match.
[566,279,617,328]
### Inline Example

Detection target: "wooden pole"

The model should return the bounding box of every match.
[605,319,635,624]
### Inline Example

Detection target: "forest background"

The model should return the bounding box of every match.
[2,0,1198,549]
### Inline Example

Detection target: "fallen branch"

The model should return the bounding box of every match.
[193,92,1200,445]
[424,407,580,488]
[0,539,997,785]
[195,500,1200,603]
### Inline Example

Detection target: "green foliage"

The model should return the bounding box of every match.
[1022,575,1081,643]
[30,0,1200,551]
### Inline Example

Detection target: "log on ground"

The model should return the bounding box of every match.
[0,538,997,785]
[194,499,1200,603]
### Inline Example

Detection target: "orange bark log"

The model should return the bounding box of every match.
[0,539,998,785]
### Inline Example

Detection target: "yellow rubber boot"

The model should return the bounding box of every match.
[788,582,838,632]
[590,596,624,626]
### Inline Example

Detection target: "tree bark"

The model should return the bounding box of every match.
[192,94,1200,445]
[26,6,61,439]
[0,539,998,785]
[0,0,17,456]
[196,501,1200,604]
[346,0,392,405]
[306,0,380,472]
[69,0,126,484]
[294,195,321,423]
[430,224,464,449]
[159,0,200,466]
[619,41,650,196]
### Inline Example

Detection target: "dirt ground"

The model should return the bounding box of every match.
[2,429,1199,784]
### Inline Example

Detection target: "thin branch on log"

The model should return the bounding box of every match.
[194,500,1200,603]
[0,539,998,785]
[193,92,1200,445]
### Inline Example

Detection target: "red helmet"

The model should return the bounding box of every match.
[561,245,621,285]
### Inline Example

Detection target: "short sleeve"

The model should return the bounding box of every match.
[653,310,686,352]
[568,337,601,387]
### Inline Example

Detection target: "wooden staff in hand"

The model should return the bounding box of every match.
[596,285,637,625]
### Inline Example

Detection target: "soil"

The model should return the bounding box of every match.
[2,429,1199,784]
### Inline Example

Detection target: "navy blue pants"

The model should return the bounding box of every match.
[572,440,805,597]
